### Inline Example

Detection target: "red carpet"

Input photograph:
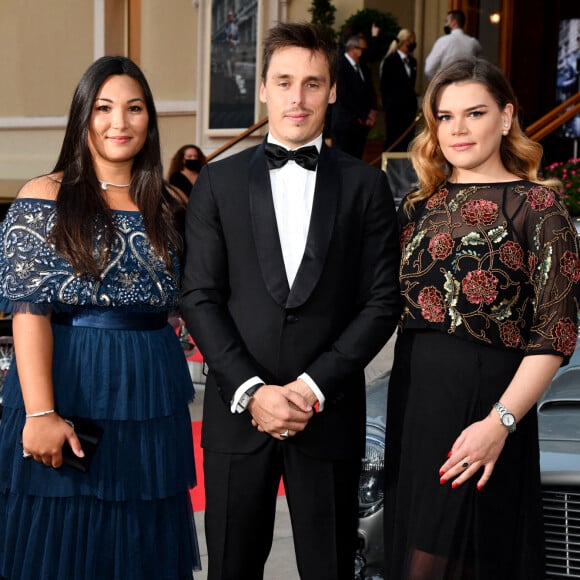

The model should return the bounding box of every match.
[189,421,206,511]
[189,421,285,512]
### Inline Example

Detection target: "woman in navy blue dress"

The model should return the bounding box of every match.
[0,57,200,579]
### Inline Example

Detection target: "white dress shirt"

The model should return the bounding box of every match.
[344,52,364,80]
[230,134,326,413]
[424,28,483,79]
[398,50,412,77]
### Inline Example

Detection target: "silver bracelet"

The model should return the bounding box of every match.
[25,409,55,418]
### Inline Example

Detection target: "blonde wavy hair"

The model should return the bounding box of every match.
[405,58,549,214]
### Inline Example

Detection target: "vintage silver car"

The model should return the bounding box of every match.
[355,372,388,579]
[538,336,580,578]
[356,337,580,579]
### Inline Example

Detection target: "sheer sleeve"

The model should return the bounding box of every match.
[517,184,580,360]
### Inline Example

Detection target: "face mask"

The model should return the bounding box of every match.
[185,159,201,172]
[408,42,417,53]
[443,25,451,35]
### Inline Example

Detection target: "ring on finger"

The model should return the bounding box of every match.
[280,429,289,439]
[462,461,469,469]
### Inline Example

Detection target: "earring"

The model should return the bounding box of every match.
[502,124,509,136]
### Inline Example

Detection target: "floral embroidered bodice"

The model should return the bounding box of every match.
[398,181,580,357]
[0,199,180,313]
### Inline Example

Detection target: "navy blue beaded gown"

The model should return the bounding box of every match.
[0,199,201,579]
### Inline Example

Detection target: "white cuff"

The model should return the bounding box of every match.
[298,372,325,412]
[231,376,264,413]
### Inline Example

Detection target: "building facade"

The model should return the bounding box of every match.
[0,0,577,198]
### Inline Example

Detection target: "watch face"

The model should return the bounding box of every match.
[503,413,515,427]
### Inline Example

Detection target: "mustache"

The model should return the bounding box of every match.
[283,108,312,115]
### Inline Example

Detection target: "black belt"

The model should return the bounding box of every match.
[51,311,168,331]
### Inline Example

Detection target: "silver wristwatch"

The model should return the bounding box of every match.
[494,402,516,433]
[236,384,263,413]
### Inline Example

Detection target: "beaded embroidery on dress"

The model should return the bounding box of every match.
[0,198,201,579]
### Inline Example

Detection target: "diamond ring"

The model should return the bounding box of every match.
[280,429,289,438]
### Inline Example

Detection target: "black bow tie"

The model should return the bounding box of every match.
[265,143,319,171]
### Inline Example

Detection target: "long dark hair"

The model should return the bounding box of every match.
[51,55,185,277]
[167,144,207,178]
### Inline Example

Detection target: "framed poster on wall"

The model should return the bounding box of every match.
[208,0,260,132]
[557,19,580,139]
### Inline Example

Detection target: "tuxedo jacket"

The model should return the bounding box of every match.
[180,141,401,460]
[380,52,417,124]
[330,54,377,135]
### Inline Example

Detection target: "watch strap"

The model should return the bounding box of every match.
[494,402,516,433]
[236,383,264,413]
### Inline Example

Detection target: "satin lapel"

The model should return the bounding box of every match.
[286,144,339,309]
[249,142,290,306]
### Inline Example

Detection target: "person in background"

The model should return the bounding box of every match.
[384,57,580,579]
[219,9,239,78]
[380,28,418,152]
[181,22,401,580]
[168,144,207,198]
[224,9,239,46]
[0,56,201,579]
[331,34,378,159]
[424,10,483,79]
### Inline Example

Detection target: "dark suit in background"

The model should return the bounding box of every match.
[380,51,418,152]
[331,50,378,159]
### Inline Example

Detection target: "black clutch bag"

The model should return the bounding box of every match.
[62,416,103,473]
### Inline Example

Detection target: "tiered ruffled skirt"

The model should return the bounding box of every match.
[0,320,201,579]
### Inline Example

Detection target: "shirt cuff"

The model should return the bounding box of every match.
[298,372,325,412]
[230,376,264,413]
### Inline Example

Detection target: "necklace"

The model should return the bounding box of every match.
[98,179,131,191]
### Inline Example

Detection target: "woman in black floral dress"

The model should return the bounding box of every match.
[384,58,580,579]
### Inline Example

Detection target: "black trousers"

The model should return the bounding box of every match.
[204,440,361,580]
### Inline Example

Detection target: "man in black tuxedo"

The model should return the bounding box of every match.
[330,34,378,159]
[181,22,400,580]
[380,29,418,152]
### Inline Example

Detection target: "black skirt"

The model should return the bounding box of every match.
[384,330,544,579]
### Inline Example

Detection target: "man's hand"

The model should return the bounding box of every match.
[285,378,318,407]
[249,384,313,439]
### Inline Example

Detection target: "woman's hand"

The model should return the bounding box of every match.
[22,413,83,468]
[438,413,508,491]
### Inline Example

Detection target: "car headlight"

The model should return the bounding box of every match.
[358,422,385,517]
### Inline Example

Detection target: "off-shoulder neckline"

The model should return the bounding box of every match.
[12,197,141,215]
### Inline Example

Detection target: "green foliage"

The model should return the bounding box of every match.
[308,0,336,39]
[340,8,399,62]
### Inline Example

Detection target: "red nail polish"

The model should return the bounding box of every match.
[451,481,459,489]
[447,450,453,458]
[477,483,483,491]
[439,469,444,476]
[440,478,446,485]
